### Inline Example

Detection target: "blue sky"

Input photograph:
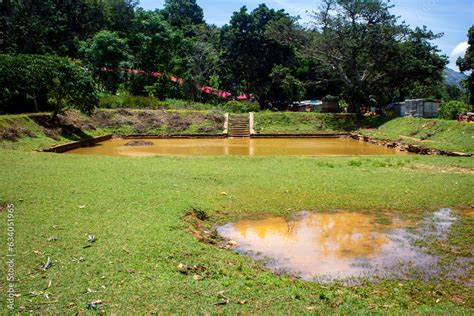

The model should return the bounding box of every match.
[139,0,474,70]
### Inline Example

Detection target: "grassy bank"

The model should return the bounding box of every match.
[253,112,363,134]
[0,146,473,313]
[253,112,474,154]
[0,110,224,151]
[3,111,472,154]
[360,117,474,154]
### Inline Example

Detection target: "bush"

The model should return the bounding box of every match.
[99,95,166,109]
[0,54,97,115]
[438,101,470,120]
[225,100,259,113]
[98,96,261,112]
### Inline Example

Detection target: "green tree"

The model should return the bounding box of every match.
[270,0,447,112]
[161,0,204,30]
[457,26,474,107]
[80,30,132,94]
[3,0,112,57]
[438,100,470,120]
[0,54,97,117]
[269,65,306,102]
[126,9,181,94]
[220,5,296,105]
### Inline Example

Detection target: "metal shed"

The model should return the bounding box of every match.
[404,99,440,118]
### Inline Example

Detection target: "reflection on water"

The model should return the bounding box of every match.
[66,138,406,156]
[217,210,459,281]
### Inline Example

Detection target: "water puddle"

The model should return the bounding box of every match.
[217,209,465,282]
[65,138,407,156]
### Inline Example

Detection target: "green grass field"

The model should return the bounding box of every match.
[360,117,474,154]
[0,112,473,313]
[0,147,473,313]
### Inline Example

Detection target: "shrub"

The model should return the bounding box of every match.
[438,101,470,120]
[225,100,259,113]
[0,54,97,116]
[98,95,166,109]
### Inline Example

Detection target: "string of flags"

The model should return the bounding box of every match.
[99,66,253,100]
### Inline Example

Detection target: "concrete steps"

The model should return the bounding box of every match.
[228,115,250,137]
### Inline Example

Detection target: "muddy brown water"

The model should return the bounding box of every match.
[66,138,407,156]
[217,209,468,282]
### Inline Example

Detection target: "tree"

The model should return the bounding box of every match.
[438,101,470,120]
[269,0,447,112]
[220,5,296,105]
[161,0,204,30]
[0,54,97,117]
[80,30,132,94]
[2,0,111,57]
[126,9,182,95]
[105,0,138,35]
[269,65,306,102]
[457,26,474,107]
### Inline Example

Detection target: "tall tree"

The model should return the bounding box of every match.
[269,0,447,112]
[220,5,296,104]
[457,26,474,107]
[126,9,181,94]
[2,0,112,56]
[80,30,132,94]
[161,0,204,30]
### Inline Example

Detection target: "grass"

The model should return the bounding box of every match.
[360,117,474,154]
[254,112,362,134]
[0,110,225,151]
[0,141,473,313]
[0,112,473,313]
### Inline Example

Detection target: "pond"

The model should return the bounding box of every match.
[66,138,407,156]
[217,209,468,282]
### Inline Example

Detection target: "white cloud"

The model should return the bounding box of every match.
[450,41,468,57]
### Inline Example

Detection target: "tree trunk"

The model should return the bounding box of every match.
[32,94,39,112]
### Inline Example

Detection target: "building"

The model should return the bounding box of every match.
[389,99,440,118]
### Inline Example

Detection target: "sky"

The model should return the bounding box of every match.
[139,0,474,71]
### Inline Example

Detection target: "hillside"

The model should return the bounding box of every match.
[444,68,467,88]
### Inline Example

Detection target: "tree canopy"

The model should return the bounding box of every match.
[0,0,465,113]
[457,26,474,107]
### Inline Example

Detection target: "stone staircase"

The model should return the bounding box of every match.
[228,115,250,137]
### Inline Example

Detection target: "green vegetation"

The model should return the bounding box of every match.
[0,147,473,313]
[0,110,224,151]
[2,111,473,154]
[361,117,474,153]
[439,100,471,120]
[0,55,97,116]
[98,96,259,113]
[254,112,379,134]
[3,0,467,112]
[456,26,474,105]
[1,0,473,313]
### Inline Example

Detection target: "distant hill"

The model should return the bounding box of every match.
[444,68,467,88]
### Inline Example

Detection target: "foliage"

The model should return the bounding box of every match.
[268,65,306,102]
[161,0,205,30]
[268,0,447,112]
[2,0,136,56]
[99,95,166,109]
[1,0,451,113]
[438,101,471,120]
[98,95,258,113]
[0,54,97,115]
[126,9,182,95]
[80,30,132,94]
[456,26,474,105]
[224,101,259,113]
[220,5,296,104]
